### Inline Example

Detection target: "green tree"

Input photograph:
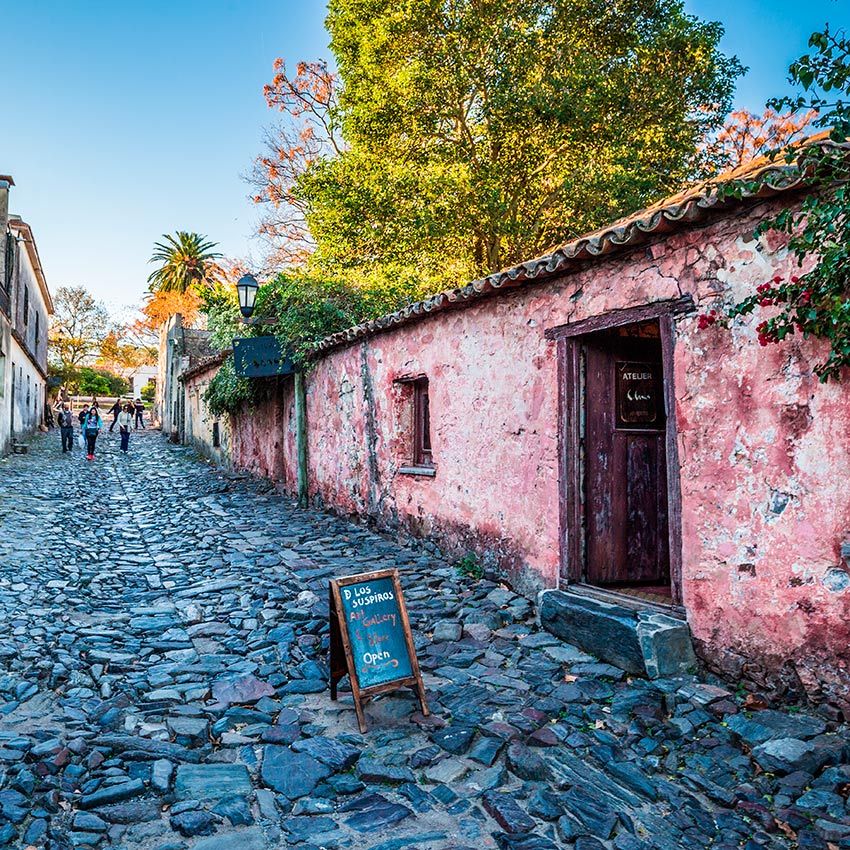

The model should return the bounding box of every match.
[257,0,742,288]
[77,367,128,397]
[147,232,222,293]
[202,271,387,415]
[49,285,111,369]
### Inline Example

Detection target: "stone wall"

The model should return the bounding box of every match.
[192,194,850,713]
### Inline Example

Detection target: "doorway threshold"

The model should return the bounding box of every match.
[568,582,685,618]
[539,587,696,678]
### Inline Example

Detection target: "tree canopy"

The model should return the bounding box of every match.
[49,286,111,369]
[254,0,743,290]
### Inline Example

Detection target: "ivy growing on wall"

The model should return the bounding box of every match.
[201,270,429,416]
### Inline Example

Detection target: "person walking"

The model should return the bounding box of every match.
[81,405,103,460]
[134,398,146,430]
[107,398,122,432]
[117,403,134,453]
[55,402,75,453]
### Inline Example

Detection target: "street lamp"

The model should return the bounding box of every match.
[236,273,259,320]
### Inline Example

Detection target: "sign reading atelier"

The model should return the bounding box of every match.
[616,360,665,429]
[233,336,295,378]
[329,569,428,732]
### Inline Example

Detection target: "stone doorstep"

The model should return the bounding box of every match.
[537,589,698,679]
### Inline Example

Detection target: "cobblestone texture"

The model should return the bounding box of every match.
[0,430,847,849]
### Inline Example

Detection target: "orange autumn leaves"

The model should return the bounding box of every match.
[713,108,816,170]
[140,289,201,330]
[251,60,343,268]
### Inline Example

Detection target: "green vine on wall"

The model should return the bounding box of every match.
[201,270,430,416]
[701,28,850,381]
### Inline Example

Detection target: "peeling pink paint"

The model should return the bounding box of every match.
[187,196,850,713]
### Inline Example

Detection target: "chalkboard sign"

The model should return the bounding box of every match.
[329,569,428,732]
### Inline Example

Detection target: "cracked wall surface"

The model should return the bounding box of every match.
[187,195,850,712]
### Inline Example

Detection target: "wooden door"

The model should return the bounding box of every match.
[583,328,669,586]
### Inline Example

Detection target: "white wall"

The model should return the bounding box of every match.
[0,319,11,453]
[9,226,49,374]
[130,364,157,397]
[9,335,45,438]
[0,210,51,451]
[0,181,11,453]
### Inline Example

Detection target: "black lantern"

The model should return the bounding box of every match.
[236,273,259,319]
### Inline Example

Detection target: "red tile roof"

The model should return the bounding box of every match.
[314,133,843,354]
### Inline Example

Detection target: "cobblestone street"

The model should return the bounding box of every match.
[0,430,847,850]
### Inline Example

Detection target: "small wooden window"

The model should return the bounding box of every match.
[212,421,221,448]
[413,377,432,467]
[3,232,13,292]
[22,286,28,325]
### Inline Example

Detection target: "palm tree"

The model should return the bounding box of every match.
[147,232,222,293]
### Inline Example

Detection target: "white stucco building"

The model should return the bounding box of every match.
[0,176,53,454]
[129,363,157,398]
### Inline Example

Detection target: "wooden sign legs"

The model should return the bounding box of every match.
[329,585,368,733]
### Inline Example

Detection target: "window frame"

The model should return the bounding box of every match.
[394,373,435,476]
[412,377,432,468]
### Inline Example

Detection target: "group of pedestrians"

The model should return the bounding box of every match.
[53,396,146,460]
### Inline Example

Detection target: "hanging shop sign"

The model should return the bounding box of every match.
[233,336,294,378]
[616,360,665,429]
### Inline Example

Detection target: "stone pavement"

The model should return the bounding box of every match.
[0,429,848,850]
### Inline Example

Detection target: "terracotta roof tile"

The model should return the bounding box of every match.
[313,134,843,355]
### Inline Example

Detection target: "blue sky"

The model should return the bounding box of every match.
[3,0,847,315]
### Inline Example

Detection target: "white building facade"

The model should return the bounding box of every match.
[0,176,52,454]
[129,363,157,398]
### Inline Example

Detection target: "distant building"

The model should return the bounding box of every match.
[156,313,215,438]
[0,176,52,454]
[128,363,157,398]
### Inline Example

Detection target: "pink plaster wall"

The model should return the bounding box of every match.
[222,196,849,711]
[304,298,563,596]
[230,382,298,489]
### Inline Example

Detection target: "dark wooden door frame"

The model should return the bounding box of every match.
[545,296,693,606]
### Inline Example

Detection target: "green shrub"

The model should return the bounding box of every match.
[203,357,254,418]
[199,268,429,416]
[456,553,484,581]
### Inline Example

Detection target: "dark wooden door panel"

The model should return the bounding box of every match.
[624,435,668,580]
[585,343,616,580]
[583,329,670,587]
